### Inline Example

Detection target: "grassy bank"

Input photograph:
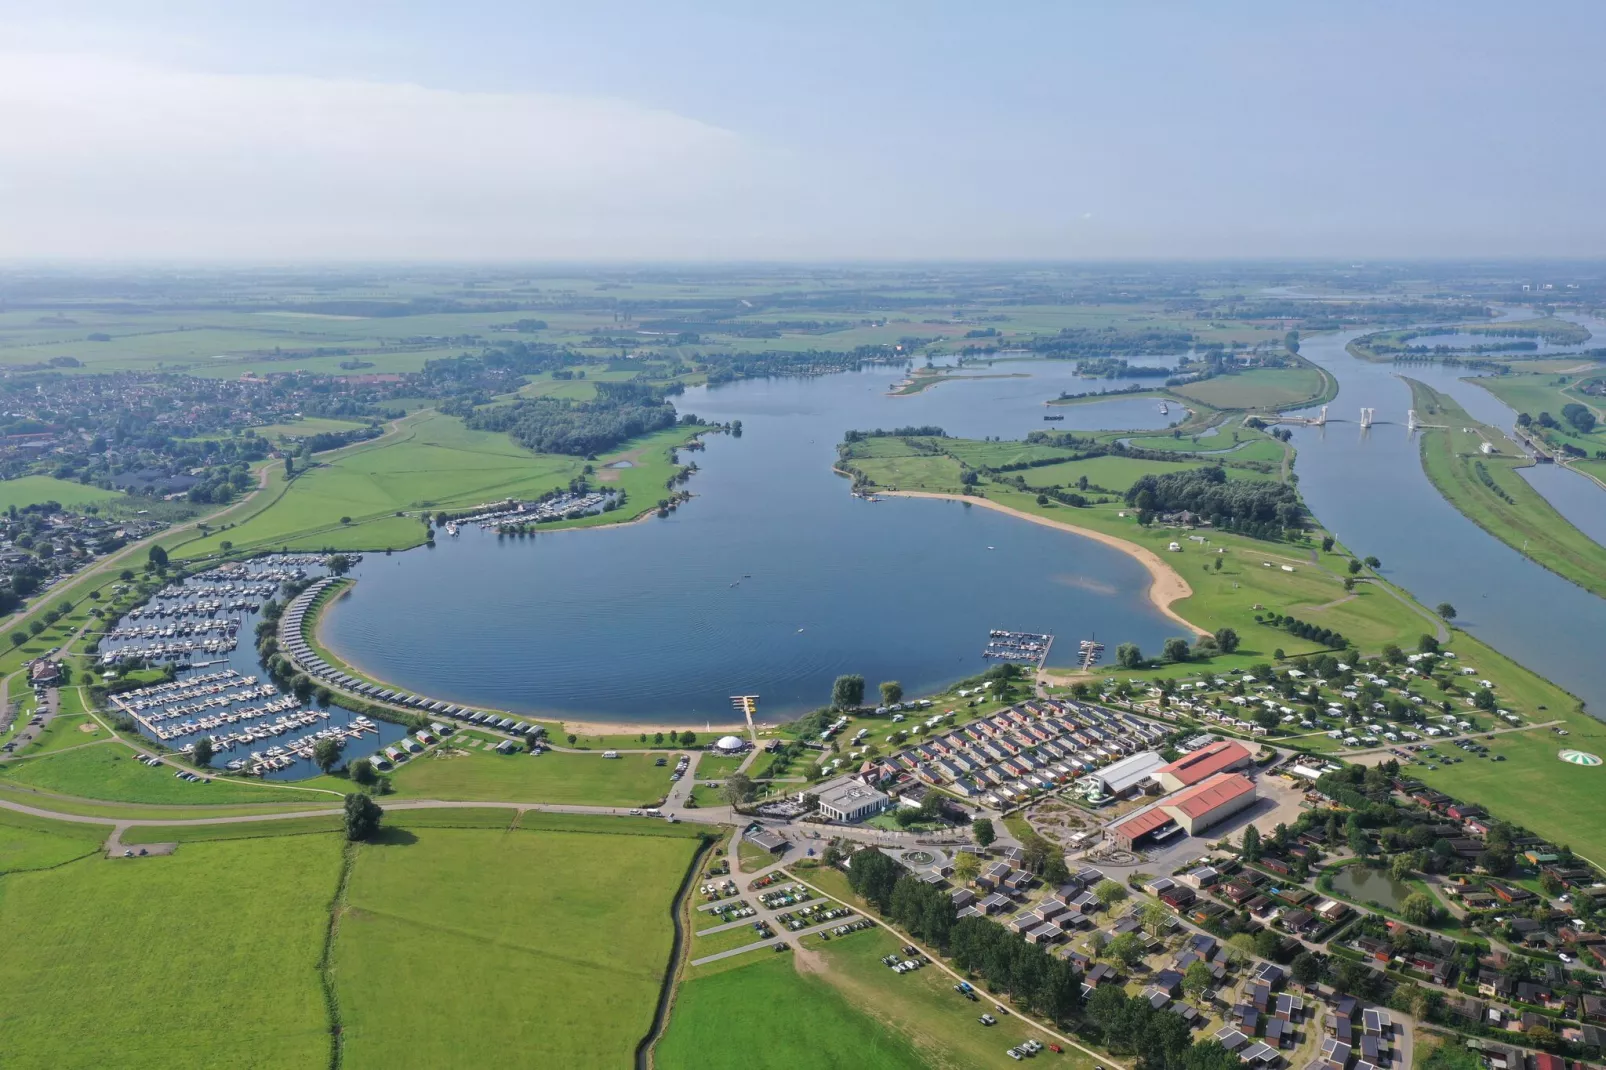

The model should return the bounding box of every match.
[175,411,704,558]
[1406,378,1606,599]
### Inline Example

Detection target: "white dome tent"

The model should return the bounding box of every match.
[713,735,746,753]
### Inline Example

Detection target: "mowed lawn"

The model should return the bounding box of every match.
[1171,365,1327,411]
[0,475,126,511]
[385,747,673,806]
[0,744,323,805]
[335,826,699,1069]
[658,953,927,1070]
[1415,719,1606,865]
[0,834,342,1069]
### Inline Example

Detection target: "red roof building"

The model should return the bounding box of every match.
[1160,772,1258,834]
[1155,740,1253,792]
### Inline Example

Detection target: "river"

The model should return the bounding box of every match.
[1285,313,1606,716]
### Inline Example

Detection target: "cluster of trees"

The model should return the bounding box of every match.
[1083,988,1241,1070]
[1125,466,1303,535]
[294,425,383,455]
[1073,358,1177,379]
[467,382,686,456]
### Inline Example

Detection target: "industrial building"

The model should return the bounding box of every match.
[1154,739,1253,792]
[1107,771,1258,849]
[1162,772,1257,834]
[1083,750,1164,797]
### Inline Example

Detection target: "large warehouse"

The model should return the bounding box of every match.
[1154,740,1253,792]
[1161,772,1257,834]
[1107,771,1258,849]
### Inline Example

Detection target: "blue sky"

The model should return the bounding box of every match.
[2,1,1603,259]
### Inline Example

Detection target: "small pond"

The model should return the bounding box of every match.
[1329,864,1412,911]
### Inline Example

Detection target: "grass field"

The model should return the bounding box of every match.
[175,411,701,557]
[658,953,928,1070]
[335,826,698,1069]
[0,834,342,1069]
[695,754,747,780]
[1414,708,1606,865]
[798,925,1083,1070]
[0,475,126,511]
[12,713,104,756]
[0,744,326,805]
[1170,365,1329,411]
[1474,371,1606,459]
[0,806,107,873]
[1408,379,1606,599]
[379,746,673,806]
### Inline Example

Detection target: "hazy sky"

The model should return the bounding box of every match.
[2,1,1603,260]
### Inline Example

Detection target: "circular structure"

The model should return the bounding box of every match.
[1559,749,1603,766]
[713,735,747,753]
[901,849,937,867]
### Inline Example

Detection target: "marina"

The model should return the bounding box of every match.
[98,554,412,778]
[982,630,1054,666]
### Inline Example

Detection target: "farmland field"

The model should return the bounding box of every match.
[0,807,107,873]
[0,475,126,511]
[380,746,673,806]
[0,834,342,1069]
[658,953,927,1070]
[335,825,699,1069]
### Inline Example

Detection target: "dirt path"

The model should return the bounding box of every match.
[878,490,1207,637]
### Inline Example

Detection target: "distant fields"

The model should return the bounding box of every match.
[0,834,341,1069]
[0,475,125,511]
[336,826,697,1069]
[1170,364,1329,411]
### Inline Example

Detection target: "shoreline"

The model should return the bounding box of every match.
[310,593,758,736]
[877,490,1208,638]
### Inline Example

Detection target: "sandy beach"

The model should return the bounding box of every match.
[557,718,761,736]
[880,490,1208,637]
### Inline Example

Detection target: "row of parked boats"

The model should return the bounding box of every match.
[458,491,614,530]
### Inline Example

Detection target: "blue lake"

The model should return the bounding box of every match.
[323,363,1187,723]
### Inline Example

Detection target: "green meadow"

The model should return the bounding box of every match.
[0,744,326,805]
[658,953,928,1070]
[0,834,342,1069]
[370,746,673,806]
[0,475,126,511]
[175,410,700,558]
[1170,364,1330,411]
[1408,379,1606,599]
[335,825,698,1069]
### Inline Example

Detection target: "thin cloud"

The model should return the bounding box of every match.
[0,53,775,259]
